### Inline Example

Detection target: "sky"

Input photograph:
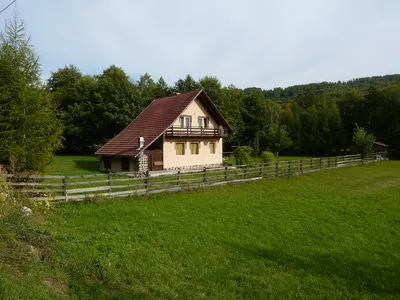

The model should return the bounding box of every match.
[1,0,399,89]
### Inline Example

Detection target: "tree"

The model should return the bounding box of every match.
[353,125,375,158]
[0,18,63,172]
[47,65,83,109]
[173,74,201,93]
[266,123,293,156]
[93,66,140,148]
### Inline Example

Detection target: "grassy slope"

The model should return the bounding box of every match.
[2,161,400,299]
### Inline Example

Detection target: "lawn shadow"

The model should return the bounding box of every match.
[73,160,102,173]
[234,244,400,297]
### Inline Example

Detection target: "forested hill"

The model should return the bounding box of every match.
[257,74,400,101]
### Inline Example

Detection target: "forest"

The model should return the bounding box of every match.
[49,66,400,158]
[1,18,400,173]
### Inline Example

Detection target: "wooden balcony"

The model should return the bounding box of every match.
[165,126,227,138]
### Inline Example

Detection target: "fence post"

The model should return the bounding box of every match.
[108,173,112,197]
[244,165,247,178]
[288,161,291,176]
[144,171,149,192]
[177,169,181,186]
[224,166,228,181]
[203,167,206,183]
[319,158,323,170]
[275,161,279,177]
[310,158,313,169]
[300,159,303,173]
[62,176,67,202]
[259,163,263,177]
[327,157,330,168]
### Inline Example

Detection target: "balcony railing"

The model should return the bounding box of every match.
[165,126,227,137]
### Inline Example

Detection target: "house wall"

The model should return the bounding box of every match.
[99,156,137,172]
[171,97,218,128]
[163,137,223,169]
[164,96,224,169]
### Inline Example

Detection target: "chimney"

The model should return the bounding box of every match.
[137,137,144,150]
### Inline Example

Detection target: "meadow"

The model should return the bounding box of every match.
[1,161,399,299]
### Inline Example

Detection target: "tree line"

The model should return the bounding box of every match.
[49,66,400,158]
[1,18,400,172]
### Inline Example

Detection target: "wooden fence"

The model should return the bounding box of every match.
[3,153,388,203]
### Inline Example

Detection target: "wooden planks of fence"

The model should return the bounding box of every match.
[3,153,388,203]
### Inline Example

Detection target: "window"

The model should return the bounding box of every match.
[190,143,199,155]
[180,116,191,128]
[104,157,111,169]
[198,117,208,128]
[209,142,216,154]
[176,143,185,155]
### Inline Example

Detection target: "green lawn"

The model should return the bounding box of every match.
[45,155,101,175]
[1,161,399,299]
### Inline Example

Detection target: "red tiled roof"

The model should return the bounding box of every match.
[95,90,229,157]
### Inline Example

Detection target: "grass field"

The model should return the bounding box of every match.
[1,161,399,299]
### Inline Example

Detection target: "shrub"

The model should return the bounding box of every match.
[260,151,276,163]
[353,125,375,158]
[233,146,252,165]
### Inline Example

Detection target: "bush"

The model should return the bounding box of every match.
[233,146,252,165]
[260,151,276,163]
[353,125,375,158]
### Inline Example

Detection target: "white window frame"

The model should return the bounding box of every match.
[180,116,191,128]
[198,117,208,129]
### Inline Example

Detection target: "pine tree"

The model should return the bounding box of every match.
[0,18,63,172]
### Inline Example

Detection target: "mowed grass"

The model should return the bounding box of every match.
[2,161,400,299]
[45,155,101,175]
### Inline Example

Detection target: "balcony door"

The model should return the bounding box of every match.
[180,116,191,128]
[198,117,208,129]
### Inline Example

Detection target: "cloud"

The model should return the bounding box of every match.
[1,0,399,89]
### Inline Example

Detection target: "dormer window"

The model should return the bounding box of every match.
[198,117,208,129]
[180,116,191,128]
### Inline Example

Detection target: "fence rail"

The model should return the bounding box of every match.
[2,153,388,203]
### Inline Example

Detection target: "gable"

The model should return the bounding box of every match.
[172,97,219,128]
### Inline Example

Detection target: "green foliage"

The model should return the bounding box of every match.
[260,151,276,163]
[0,18,63,171]
[45,59,400,157]
[266,124,293,156]
[173,74,201,93]
[233,146,252,165]
[353,125,375,158]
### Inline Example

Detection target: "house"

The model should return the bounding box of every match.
[95,90,232,172]
[374,141,389,154]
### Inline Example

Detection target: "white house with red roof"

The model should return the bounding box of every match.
[95,90,232,172]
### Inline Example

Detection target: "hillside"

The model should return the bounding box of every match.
[261,74,400,100]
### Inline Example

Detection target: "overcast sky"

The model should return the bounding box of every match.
[1,0,399,89]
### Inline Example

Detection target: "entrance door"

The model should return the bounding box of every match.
[121,157,130,171]
[148,151,163,171]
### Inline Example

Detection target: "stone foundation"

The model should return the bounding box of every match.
[166,163,223,171]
